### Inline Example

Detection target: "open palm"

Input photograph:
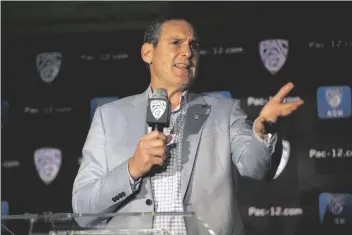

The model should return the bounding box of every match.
[259,82,304,123]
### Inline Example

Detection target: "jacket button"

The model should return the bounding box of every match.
[145,199,153,206]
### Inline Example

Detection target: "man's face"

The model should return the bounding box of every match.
[145,20,200,90]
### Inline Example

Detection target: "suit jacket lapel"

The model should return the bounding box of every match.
[130,89,211,202]
[131,87,151,139]
[181,93,211,200]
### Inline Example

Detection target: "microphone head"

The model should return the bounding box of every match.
[152,88,168,99]
[147,88,170,132]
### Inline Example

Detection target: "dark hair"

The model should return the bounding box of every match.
[143,17,172,47]
[143,17,179,69]
[143,17,197,46]
[143,17,197,69]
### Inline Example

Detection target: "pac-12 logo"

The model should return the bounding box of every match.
[150,100,167,120]
[34,147,62,185]
[317,86,351,119]
[36,52,62,84]
[319,193,352,225]
[259,39,289,75]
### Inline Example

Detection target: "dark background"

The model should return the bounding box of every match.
[1,2,352,235]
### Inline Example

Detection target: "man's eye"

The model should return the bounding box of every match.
[191,43,200,50]
[172,40,180,45]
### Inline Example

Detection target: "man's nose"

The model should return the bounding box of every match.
[181,44,192,58]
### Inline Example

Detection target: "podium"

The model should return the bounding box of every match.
[1,212,215,235]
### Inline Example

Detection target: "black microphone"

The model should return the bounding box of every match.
[147,88,171,133]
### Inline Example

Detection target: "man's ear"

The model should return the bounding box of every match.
[141,43,154,64]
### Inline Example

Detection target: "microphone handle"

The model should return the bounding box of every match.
[149,123,168,174]
[153,124,164,133]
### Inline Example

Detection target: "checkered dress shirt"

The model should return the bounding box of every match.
[128,91,189,234]
[150,92,188,234]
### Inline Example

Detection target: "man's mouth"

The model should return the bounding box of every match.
[174,63,190,69]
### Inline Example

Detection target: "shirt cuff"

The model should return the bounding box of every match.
[252,120,278,147]
[127,165,142,192]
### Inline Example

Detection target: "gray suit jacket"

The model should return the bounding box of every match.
[72,87,278,235]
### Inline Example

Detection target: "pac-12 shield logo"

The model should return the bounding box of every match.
[36,52,62,84]
[150,100,166,120]
[34,147,62,185]
[317,86,351,119]
[325,87,343,108]
[319,193,352,224]
[259,39,289,75]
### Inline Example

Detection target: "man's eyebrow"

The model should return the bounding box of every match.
[190,39,201,45]
[167,36,185,41]
[167,37,200,43]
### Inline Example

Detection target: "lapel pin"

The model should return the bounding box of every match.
[194,113,200,120]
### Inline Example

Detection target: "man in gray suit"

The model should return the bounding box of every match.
[72,17,303,235]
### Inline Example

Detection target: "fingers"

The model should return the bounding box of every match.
[276,101,303,117]
[145,147,166,157]
[291,99,304,106]
[150,156,164,166]
[277,108,294,117]
[272,82,295,102]
[141,130,166,142]
[141,139,165,149]
[130,131,168,178]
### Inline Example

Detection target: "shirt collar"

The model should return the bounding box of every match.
[172,90,188,113]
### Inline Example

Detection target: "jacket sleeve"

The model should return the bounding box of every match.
[230,99,278,180]
[72,106,140,228]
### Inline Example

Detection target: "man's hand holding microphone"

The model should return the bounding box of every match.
[128,88,172,180]
[128,131,172,180]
